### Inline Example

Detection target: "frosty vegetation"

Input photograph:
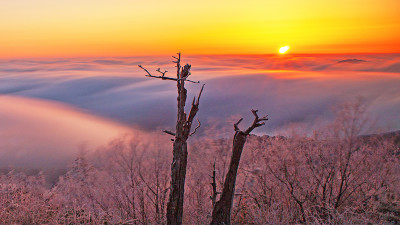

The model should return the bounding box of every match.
[1,97,399,224]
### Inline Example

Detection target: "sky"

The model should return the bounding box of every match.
[0,1,400,168]
[1,0,400,58]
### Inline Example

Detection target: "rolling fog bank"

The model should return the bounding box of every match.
[0,54,399,168]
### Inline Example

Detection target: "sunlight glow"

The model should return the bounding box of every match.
[279,46,290,54]
[1,0,400,57]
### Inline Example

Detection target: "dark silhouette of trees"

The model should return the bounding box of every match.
[139,53,204,225]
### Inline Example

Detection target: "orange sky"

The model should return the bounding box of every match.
[1,0,399,58]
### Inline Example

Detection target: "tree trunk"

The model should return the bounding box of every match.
[166,139,188,225]
[210,162,218,208]
[211,110,267,225]
[140,53,204,225]
[211,131,247,225]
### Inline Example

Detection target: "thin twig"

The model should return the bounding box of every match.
[156,68,168,77]
[190,118,201,136]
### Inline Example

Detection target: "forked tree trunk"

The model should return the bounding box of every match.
[139,53,204,225]
[211,110,268,225]
[210,132,247,224]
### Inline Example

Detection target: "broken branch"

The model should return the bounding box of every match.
[163,130,176,136]
[196,84,205,105]
[234,118,243,132]
[184,84,206,137]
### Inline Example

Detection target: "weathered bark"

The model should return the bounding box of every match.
[211,110,267,225]
[210,162,218,208]
[167,138,188,225]
[139,53,204,225]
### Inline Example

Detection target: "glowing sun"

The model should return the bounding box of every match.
[279,46,290,54]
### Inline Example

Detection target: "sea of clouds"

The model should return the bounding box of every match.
[1,54,399,167]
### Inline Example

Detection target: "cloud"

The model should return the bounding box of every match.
[337,59,367,64]
[378,62,400,73]
[0,54,399,135]
[0,54,400,167]
[0,96,134,168]
[93,59,126,65]
[0,68,40,73]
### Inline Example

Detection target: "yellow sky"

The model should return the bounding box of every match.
[1,0,399,58]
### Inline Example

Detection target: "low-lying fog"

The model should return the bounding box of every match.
[1,54,399,167]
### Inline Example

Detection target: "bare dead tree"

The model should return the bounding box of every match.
[139,53,204,225]
[211,110,268,225]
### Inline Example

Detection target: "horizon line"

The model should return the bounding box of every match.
[1,52,400,60]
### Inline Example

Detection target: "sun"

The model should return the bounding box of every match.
[279,46,290,54]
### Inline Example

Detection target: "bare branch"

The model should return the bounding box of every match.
[138,65,200,83]
[234,118,243,132]
[156,68,168,77]
[196,84,205,106]
[163,130,176,136]
[244,109,268,134]
[138,65,153,76]
[138,65,177,81]
[189,118,201,136]
[184,84,205,137]
[182,79,200,83]
[251,109,259,119]
[174,53,181,78]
